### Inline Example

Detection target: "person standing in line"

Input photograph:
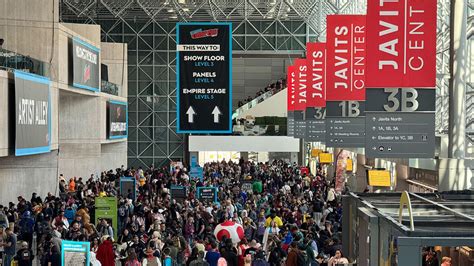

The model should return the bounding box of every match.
[14,241,34,266]
[1,227,17,266]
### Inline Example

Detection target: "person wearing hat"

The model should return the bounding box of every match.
[142,246,162,266]
[14,241,34,266]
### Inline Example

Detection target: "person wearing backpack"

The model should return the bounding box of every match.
[285,242,299,266]
[189,251,210,266]
[18,211,34,248]
[118,200,129,234]
[14,241,33,266]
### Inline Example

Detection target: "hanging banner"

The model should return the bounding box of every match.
[287,65,296,137]
[14,70,51,156]
[305,43,326,142]
[72,37,100,92]
[326,15,366,101]
[366,0,437,88]
[326,15,367,148]
[293,58,307,138]
[107,101,128,139]
[176,23,232,133]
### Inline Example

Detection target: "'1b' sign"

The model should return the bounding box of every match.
[366,0,436,88]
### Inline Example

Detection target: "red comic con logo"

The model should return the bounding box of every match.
[190,28,219,39]
[83,64,91,83]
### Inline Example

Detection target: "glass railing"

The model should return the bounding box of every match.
[233,116,287,136]
[101,80,120,96]
[0,48,50,77]
[232,87,285,119]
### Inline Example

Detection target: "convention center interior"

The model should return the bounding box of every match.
[0,0,473,265]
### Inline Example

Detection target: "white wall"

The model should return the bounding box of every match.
[189,136,300,152]
[236,89,287,119]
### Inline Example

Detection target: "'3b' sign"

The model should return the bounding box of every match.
[366,88,435,113]
[365,88,435,158]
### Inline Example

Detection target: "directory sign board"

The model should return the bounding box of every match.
[368,170,391,187]
[326,101,366,148]
[120,176,136,200]
[94,197,118,239]
[319,153,333,164]
[366,0,437,88]
[72,37,100,92]
[325,15,366,148]
[189,166,204,181]
[107,101,127,139]
[293,59,307,138]
[365,88,435,158]
[61,241,90,266]
[196,187,218,202]
[305,43,326,142]
[14,70,51,156]
[287,65,296,136]
[170,185,188,202]
[176,23,232,133]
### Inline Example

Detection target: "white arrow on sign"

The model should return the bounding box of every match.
[211,106,222,123]
[186,106,196,123]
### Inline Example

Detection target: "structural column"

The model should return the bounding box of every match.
[448,0,467,158]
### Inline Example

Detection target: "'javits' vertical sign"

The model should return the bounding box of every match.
[71,37,100,92]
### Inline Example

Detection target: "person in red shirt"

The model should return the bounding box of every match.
[96,236,115,266]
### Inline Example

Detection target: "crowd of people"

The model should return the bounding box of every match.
[237,80,285,108]
[0,159,351,266]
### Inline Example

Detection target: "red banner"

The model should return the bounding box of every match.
[286,65,296,111]
[366,0,436,88]
[293,58,308,111]
[326,15,367,101]
[306,42,326,107]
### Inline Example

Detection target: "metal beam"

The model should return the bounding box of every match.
[448,0,468,158]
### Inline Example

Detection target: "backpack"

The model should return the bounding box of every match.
[296,251,308,266]
[252,259,269,266]
[19,249,32,262]
[119,206,127,217]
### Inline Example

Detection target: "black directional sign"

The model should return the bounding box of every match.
[305,107,326,142]
[176,23,232,133]
[287,111,295,137]
[365,88,435,158]
[294,111,305,138]
[326,101,365,148]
